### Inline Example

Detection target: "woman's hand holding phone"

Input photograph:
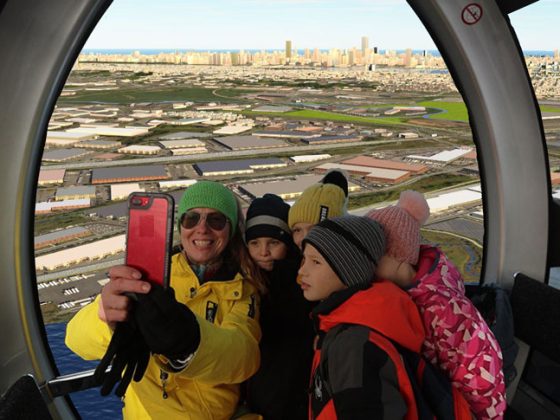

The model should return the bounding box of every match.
[99,265,152,328]
[95,264,153,397]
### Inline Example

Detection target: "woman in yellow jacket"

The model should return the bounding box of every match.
[66,181,262,420]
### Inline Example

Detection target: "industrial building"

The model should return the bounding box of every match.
[90,202,128,219]
[169,118,210,126]
[365,168,411,184]
[365,184,483,216]
[110,183,144,200]
[252,105,292,112]
[46,131,95,147]
[117,145,161,155]
[35,235,126,271]
[297,126,323,133]
[426,188,482,213]
[38,169,66,186]
[91,165,169,184]
[290,154,331,163]
[397,132,420,139]
[48,121,73,131]
[159,139,206,149]
[342,156,428,174]
[213,125,252,135]
[239,174,360,200]
[302,135,362,145]
[213,135,288,151]
[194,158,286,176]
[171,147,208,155]
[158,131,213,140]
[67,126,150,137]
[79,139,122,149]
[42,148,93,162]
[159,179,197,189]
[314,162,410,184]
[55,186,96,201]
[462,149,478,160]
[35,198,91,214]
[34,226,91,250]
[406,148,473,164]
[252,130,319,139]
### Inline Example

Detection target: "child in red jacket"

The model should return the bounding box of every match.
[366,191,506,420]
[299,216,426,419]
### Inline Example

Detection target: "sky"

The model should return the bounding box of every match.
[83,0,559,51]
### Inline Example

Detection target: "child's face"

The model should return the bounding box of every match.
[298,244,346,301]
[376,255,416,288]
[292,222,314,250]
[247,237,288,271]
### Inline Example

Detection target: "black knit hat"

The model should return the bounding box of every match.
[245,194,292,246]
[303,216,385,288]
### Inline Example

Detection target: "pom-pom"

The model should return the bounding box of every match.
[321,169,348,197]
[397,190,430,225]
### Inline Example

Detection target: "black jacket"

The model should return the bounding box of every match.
[246,256,316,420]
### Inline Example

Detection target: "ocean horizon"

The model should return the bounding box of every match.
[81,48,556,58]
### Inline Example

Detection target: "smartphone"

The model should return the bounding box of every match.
[126,192,174,288]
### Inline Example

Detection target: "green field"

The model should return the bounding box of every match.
[420,229,482,283]
[245,109,404,126]
[59,87,251,104]
[35,212,90,236]
[541,105,560,113]
[418,101,469,122]
[419,101,560,122]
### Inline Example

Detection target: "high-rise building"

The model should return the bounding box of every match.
[361,36,369,54]
[313,47,320,62]
[285,40,292,60]
[404,48,413,67]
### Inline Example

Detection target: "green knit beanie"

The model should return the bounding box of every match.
[177,181,238,235]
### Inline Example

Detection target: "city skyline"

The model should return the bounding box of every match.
[83,0,560,51]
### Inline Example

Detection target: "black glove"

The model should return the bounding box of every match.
[94,319,150,397]
[135,284,201,361]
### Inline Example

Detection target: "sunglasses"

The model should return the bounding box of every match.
[181,211,229,231]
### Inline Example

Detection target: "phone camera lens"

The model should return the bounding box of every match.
[131,197,142,206]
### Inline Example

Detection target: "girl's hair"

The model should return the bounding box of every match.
[240,236,301,297]
[229,199,268,295]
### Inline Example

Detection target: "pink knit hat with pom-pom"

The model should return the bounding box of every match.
[365,190,430,265]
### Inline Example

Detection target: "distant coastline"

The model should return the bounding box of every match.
[81,48,556,57]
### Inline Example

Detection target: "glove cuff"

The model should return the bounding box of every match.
[156,351,196,373]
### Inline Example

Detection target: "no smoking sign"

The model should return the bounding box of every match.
[462,3,483,25]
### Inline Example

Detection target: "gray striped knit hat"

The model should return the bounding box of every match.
[303,216,385,288]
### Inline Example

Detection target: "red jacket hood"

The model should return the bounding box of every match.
[317,281,425,353]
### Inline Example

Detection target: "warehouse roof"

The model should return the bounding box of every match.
[38,169,66,182]
[342,156,428,173]
[158,131,213,140]
[42,148,92,161]
[213,135,288,150]
[56,185,96,196]
[35,226,90,245]
[195,158,285,173]
[92,165,168,182]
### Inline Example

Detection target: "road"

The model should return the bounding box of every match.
[45,138,429,170]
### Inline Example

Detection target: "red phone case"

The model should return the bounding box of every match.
[126,192,174,288]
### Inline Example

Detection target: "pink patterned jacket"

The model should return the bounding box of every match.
[408,246,506,420]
